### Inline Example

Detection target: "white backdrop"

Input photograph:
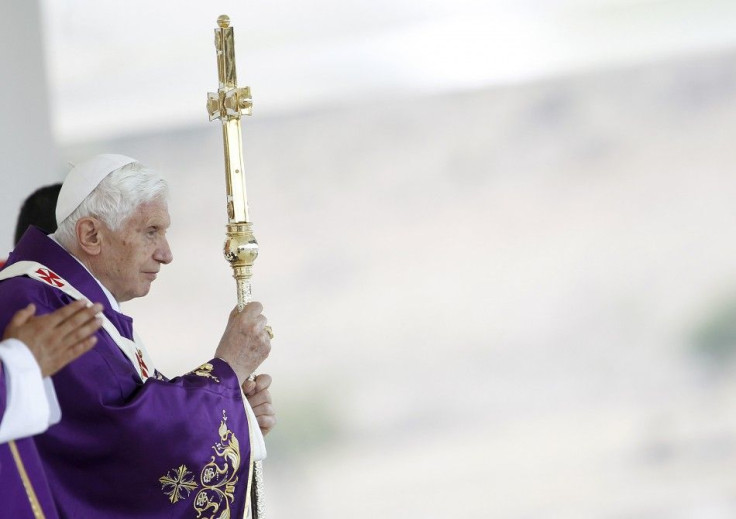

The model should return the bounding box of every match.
[66,51,736,516]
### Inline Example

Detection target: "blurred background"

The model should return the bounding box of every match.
[2,0,736,516]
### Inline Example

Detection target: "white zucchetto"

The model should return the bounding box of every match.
[56,154,137,225]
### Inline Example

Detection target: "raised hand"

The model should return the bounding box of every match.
[3,300,104,377]
[215,302,271,385]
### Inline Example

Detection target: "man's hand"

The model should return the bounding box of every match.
[215,302,271,385]
[243,374,276,435]
[3,300,104,377]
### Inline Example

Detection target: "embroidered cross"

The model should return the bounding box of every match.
[159,464,198,503]
[135,349,149,378]
[35,268,64,288]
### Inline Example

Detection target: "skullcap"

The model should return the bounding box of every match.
[56,154,138,225]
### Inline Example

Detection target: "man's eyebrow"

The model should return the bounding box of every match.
[146,222,171,230]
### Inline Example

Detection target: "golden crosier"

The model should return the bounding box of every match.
[207,14,258,308]
[207,15,266,519]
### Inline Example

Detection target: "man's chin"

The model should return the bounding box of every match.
[122,283,153,302]
[139,282,153,297]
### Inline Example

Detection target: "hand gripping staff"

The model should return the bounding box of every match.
[206,14,265,519]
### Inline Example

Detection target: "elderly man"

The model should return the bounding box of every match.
[0,154,274,518]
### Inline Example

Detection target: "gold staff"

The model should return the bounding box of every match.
[206,14,266,519]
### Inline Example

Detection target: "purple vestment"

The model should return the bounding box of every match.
[0,227,252,518]
[0,364,59,518]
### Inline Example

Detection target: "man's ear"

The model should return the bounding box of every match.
[76,217,103,256]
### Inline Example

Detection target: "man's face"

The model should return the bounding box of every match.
[97,199,173,302]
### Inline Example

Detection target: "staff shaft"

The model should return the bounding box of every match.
[207,14,265,519]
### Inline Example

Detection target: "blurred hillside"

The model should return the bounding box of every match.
[61,47,736,517]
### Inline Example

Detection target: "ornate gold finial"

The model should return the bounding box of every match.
[217,15,231,28]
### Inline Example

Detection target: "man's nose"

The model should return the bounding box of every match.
[155,237,173,264]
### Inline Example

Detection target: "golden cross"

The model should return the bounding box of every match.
[207,14,253,223]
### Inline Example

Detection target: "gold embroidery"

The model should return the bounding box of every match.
[159,465,198,503]
[189,363,220,383]
[194,411,241,518]
[8,441,46,519]
[159,411,241,518]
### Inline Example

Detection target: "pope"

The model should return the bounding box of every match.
[0,154,275,518]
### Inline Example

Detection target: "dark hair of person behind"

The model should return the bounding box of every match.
[14,183,62,245]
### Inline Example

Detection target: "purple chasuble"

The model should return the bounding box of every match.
[0,227,251,518]
[0,359,59,517]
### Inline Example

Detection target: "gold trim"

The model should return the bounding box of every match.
[188,363,220,383]
[8,440,46,519]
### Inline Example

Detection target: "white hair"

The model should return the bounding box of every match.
[54,162,168,248]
